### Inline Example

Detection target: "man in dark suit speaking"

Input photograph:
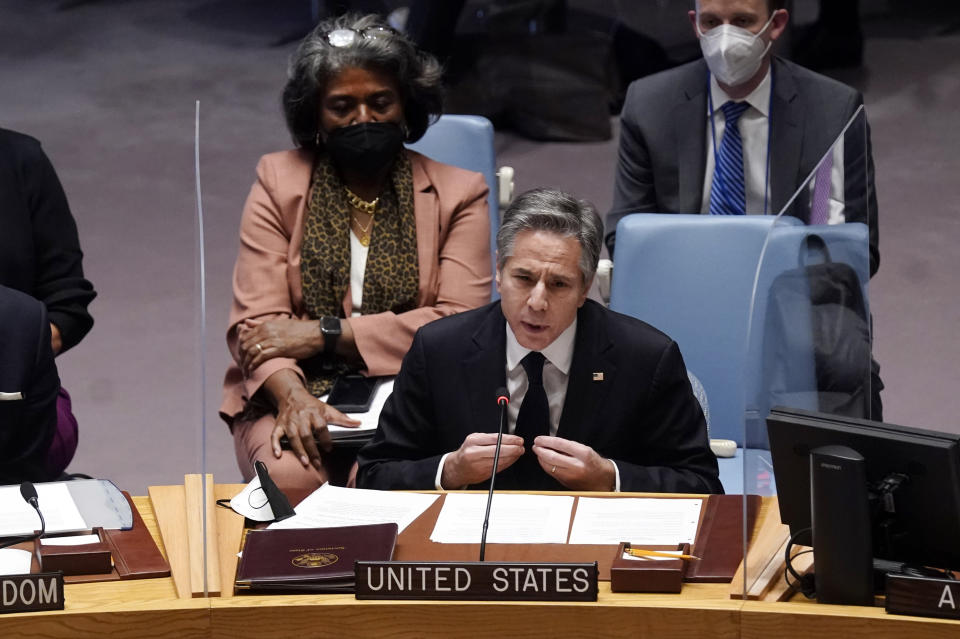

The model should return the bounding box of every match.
[357,189,721,493]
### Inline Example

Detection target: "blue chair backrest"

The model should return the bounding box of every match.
[609,214,799,445]
[610,214,870,447]
[406,115,500,299]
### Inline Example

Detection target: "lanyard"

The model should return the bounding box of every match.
[707,71,774,215]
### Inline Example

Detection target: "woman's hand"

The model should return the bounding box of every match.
[238,318,323,374]
[265,372,361,471]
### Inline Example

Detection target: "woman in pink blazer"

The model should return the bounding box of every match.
[221,14,492,498]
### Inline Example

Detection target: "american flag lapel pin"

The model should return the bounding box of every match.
[592,372,604,382]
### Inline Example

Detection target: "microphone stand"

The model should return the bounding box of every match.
[480,389,509,561]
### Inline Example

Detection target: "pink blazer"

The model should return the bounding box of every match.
[220,149,492,423]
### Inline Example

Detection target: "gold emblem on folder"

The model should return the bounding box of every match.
[592,372,604,381]
[292,552,339,569]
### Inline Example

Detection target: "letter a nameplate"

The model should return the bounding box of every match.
[355,561,598,601]
[1,572,65,614]
[886,574,960,620]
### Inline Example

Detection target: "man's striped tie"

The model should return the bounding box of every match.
[709,101,751,216]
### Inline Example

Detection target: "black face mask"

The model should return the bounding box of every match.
[325,122,405,176]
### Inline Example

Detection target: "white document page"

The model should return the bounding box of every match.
[40,533,102,546]
[268,483,437,533]
[326,378,394,437]
[568,497,702,545]
[430,493,574,544]
[0,483,87,537]
[0,549,33,576]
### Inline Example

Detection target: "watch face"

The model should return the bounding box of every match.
[321,316,341,335]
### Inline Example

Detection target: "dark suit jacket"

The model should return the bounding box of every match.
[607,57,879,276]
[0,285,60,483]
[356,300,722,494]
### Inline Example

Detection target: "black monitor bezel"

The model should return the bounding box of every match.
[767,406,960,571]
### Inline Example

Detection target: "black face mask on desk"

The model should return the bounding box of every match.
[326,121,404,176]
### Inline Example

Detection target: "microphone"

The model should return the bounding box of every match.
[0,482,46,551]
[480,387,510,561]
[20,481,39,508]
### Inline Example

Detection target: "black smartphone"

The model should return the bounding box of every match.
[326,374,380,413]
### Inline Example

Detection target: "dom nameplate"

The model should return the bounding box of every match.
[1,573,64,614]
[886,574,960,620]
[355,561,598,601]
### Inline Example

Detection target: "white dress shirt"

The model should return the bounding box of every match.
[700,69,845,221]
[435,318,621,491]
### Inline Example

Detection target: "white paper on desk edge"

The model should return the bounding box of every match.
[568,497,702,545]
[0,482,87,537]
[268,483,437,533]
[429,493,574,544]
[0,549,33,576]
[40,533,102,546]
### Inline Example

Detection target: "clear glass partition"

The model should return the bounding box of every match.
[741,107,873,600]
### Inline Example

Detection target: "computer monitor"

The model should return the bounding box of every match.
[767,406,960,571]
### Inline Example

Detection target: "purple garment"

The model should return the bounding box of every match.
[45,386,78,477]
[809,153,834,225]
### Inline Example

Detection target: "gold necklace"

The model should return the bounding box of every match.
[344,186,379,214]
[351,214,374,247]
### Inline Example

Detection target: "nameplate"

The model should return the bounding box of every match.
[886,574,960,620]
[0,573,64,614]
[355,561,598,601]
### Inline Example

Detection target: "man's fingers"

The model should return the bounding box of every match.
[532,435,587,457]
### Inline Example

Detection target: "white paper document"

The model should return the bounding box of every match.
[0,549,33,576]
[40,533,102,546]
[268,483,437,533]
[568,497,702,545]
[0,483,87,537]
[430,493,574,544]
[326,378,394,438]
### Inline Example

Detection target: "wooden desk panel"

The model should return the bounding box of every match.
[3,488,957,638]
[741,600,960,639]
[0,497,208,639]
[210,583,741,639]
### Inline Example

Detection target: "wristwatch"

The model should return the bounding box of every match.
[319,316,341,356]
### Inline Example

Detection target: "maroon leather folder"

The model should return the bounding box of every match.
[235,523,398,593]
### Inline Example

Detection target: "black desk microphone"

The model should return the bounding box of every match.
[479,387,510,561]
[0,481,46,550]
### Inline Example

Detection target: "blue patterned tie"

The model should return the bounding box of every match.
[709,101,751,216]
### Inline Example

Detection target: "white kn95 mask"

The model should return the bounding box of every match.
[697,12,776,87]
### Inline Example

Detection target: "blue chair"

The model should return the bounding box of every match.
[406,115,514,299]
[608,215,870,493]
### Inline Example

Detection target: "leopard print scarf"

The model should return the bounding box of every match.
[298,152,419,396]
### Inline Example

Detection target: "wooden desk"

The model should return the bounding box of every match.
[0,495,209,639]
[2,488,958,638]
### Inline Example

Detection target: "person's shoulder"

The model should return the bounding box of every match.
[624,59,707,103]
[0,128,41,152]
[0,128,48,170]
[418,301,498,342]
[776,57,860,100]
[583,299,674,350]
[256,148,313,169]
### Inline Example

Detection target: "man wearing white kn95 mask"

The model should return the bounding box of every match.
[606,0,879,280]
